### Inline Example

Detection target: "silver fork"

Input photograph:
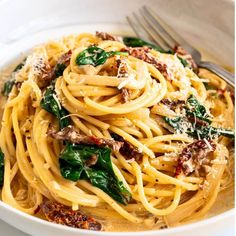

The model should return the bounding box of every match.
[127,6,234,87]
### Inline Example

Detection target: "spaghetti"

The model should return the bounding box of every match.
[0,32,234,231]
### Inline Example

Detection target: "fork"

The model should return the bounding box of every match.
[127,6,234,87]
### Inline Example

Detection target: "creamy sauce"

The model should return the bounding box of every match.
[78,186,235,232]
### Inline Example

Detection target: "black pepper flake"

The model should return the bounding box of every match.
[160,225,168,229]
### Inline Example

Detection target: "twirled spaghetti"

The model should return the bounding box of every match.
[0,32,234,232]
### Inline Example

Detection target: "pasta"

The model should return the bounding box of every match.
[0,32,234,232]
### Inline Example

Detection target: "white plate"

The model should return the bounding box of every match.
[0,0,234,235]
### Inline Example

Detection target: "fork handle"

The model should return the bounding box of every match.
[199,61,234,87]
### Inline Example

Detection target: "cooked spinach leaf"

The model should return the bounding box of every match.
[60,144,131,204]
[76,46,128,67]
[165,114,234,139]
[0,149,4,186]
[203,82,217,91]
[186,95,212,124]
[190,126,235,139]
[123,36,188,67]
[164,95,235,139]
[2,60,26,97]
[40,86,70,129]
[2,79,15,96]
[164,117,186,132]
[41,85,131,204]
[123,36,164,52]
[13,62,25,72]
[54,63,67,78]
[177,56,188,67]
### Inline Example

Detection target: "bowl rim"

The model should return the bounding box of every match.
[0,197,234,235]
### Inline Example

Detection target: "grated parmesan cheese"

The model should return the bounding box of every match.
[50,181,61,190]
[52,93,62,110]
[118,77,132,89]
[211,159,228,165]
[203,138,213,151]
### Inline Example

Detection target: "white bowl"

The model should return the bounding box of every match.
[0,0,234,235]
[0,199,234,236]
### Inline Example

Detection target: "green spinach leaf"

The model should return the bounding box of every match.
[203,82,217,91]
[123,36,188,67]
[186,95,212,124]
[123,36,164,52]
[40,86,70,129]
[2,60,26,97]
[60,159,84,181]
[164,117,185,132]
[54,63,67,78]
[41,86,131,204]
[164,95,235,139]
[177,56,188,67]
[60,144,131,204]
[2,79,15,96]
[190,126,235,139]
[76,46,127,67]
[13,62,25,72]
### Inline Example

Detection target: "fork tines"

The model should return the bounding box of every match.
[127,5,192,51]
